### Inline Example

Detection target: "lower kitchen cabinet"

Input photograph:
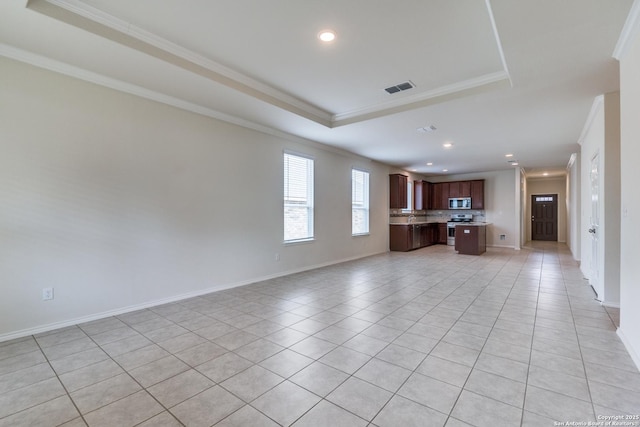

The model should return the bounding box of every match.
[438,223,448,244]
[454,224,486,255]
[390,223,440,251]
[390,225,412,251]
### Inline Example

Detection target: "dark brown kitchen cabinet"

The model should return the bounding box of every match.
[460,181,471,198]
[431,182,450,210]
[414,180,432,210]
[427,223,439,245]
[455,224,486,255]
[390,225,412,251]
[390,223,439,251]
[438,223,448,244]
[389,174,408,209]
[440,182,450,210]
[448,181,460,198]
[423,181,432,210]
[431,183,442,210]
[471,180,484,209]
[430,179,484,210]
[448,180,471,198]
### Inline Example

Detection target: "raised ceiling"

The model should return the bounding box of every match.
[1,0,633,177]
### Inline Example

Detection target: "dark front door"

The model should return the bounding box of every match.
[531,194,558,241]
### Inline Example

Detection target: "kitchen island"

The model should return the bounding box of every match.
[454,223,488,255]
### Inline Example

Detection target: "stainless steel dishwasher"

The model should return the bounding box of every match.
[412,225,422,249]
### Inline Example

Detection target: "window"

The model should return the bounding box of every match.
[352,169,370,235]
[402,180,412,212]
[535,196,554,202]
[284,152,314,242]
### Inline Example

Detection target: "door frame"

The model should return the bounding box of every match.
[589,152,601,298]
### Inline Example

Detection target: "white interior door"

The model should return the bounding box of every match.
[589,153,601,298]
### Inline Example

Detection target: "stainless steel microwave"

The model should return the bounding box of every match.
[449,197,472,209]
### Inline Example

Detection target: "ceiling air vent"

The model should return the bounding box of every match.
[384,81,415,94]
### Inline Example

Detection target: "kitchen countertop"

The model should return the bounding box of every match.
[389,221,490,226]
[389,221,446,225]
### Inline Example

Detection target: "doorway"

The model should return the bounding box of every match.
[531,194,558,241]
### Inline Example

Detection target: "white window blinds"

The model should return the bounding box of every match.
[284,153,314,242]
[352,169,370,235]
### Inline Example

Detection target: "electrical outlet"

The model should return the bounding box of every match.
[42,287,54,301]
[500,234,506,240]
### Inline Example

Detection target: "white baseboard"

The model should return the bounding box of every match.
[617,327,640,372]
[0,250,386,343]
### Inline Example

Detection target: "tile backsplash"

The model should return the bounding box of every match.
[389,210,485,224]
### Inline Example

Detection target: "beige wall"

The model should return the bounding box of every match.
[526,177,567,243]
[0,57,391,339]
[618,16,640,369]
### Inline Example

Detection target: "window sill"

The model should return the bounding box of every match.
[283,238,315,246]
[352,233,370,237]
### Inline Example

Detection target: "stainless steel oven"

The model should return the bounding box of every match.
[446,223,456,246]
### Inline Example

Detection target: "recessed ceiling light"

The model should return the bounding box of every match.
[318,30,336,42]
[411,169,417,172]
[543,172,549,176]
[443,143,453,148]
[505,154,513,158]
[426,162,433,166]
[443,169,448,172]
[511,162,519,166]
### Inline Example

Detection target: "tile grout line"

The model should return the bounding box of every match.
[79,323,187,427]
[519,244,544,427]
[441,248,529,426]
[32,336,90,426]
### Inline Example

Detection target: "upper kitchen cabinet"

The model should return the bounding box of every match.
[448,181,471,198]
[389,174,408,209]
[414,180,432,210]
[431,182,449,210]
[460,181,471,198]
[471,180,484,209]
[430,179,484,210]
[423,181,432,210]
[449,181,460,198]
[431,182,441,210]
[440,182,450,210]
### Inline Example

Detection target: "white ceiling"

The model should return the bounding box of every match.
[0,0,633,178]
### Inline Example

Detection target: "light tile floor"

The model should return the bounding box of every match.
[1,242,640,426]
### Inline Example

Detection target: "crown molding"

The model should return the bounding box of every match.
[613,0,640,60]
[0,43,273,132]
[26,0,512,129]
[577,95,604,146]
[0,43,377,161]
[26,0,334,127]
[332,71,510,126]
[485,0,512,88]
